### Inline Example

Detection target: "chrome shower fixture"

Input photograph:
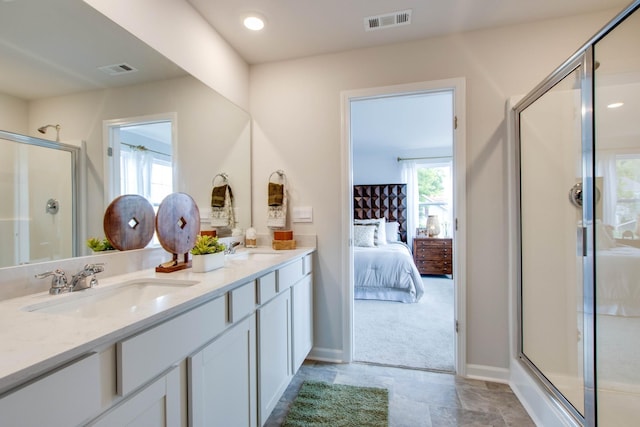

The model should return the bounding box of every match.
[37,124,61,141]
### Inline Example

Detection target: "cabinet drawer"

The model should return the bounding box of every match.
[117,296,226,396]
[0,353,100,427]
[230,281,256,323]
[257,271,277,304]
[278,258,303,291]
[303,254,313,275]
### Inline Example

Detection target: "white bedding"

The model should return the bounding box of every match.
[597,245,640,316]
[354,242,424,303]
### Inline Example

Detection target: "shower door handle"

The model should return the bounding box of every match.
[569,182,582,208]
[577,226,588,257]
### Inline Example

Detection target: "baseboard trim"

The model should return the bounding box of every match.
[308,347,344,363]
[509,360,580,427]
[465,364,510,383]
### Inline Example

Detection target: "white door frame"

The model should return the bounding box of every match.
[340,78,467,375]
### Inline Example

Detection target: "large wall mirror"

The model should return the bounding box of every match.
[0,0,251,268]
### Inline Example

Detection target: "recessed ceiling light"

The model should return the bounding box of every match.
[607,102,624,109]
[243,15,265,31]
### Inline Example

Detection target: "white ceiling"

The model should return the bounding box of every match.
[188,0,630,65]
[1,0,632,152]
[187,0,630,153]
[351,91,453,153]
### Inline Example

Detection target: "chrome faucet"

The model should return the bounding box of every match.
[35,269,69,295]
[225,241,241,255]
[69,263,104,292]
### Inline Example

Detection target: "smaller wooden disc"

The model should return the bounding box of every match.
[103,195,155,251]
[155,193,200,255]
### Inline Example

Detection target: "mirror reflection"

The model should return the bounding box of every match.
[0,0,251,268]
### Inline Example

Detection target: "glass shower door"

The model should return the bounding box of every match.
[518,60,586,419]
[593,8,640,425]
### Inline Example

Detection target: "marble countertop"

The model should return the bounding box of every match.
[0,246,315,395]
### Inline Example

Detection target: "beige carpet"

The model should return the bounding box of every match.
[354,276,455,372]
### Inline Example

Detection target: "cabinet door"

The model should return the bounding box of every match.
[89,366,181,427]
[258,290,291,425]
[291,275,313,373]
[0,353,100,427]
[188,314,257,427]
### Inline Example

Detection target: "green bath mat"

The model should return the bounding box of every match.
[284,380,389,427]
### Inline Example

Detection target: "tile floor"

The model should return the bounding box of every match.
[264,361,535,427]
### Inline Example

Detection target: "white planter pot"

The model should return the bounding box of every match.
[191,252,225,273]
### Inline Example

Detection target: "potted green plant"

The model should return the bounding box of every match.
[86,237,115,252]
[190,234,226,272]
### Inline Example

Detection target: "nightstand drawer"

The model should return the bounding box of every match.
[414,247,451,258]
[414,239,451,248]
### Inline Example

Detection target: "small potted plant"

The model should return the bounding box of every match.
[86,237,115,253]
[190,234,226,273]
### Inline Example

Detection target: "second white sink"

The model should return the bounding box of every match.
[22,279,199,318]
[225,252,283,262]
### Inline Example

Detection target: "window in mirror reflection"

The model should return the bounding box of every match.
[106,115,175,204]
[105,115,176,245]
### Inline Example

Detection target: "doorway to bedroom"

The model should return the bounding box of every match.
[343,78,466,374]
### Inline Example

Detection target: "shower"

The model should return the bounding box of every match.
[513,2,640,425]
[37,124,61,141]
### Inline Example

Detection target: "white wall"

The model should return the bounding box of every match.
[0,93,27,134]
[28,76,251,242]
[353,149,402,184]
[249,10,621,370]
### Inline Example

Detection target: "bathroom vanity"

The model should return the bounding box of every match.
[0,247,314,427]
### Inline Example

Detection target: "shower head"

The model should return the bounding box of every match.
[37,124,60,134]
[37,124,61,141]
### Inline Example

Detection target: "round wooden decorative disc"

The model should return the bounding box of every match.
[155,192,201,255]
[103,195,155,251]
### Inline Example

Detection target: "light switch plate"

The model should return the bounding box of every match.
[292,206,313,223]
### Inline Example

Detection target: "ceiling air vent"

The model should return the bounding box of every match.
[98,63,138,76]
[364,9,412,32]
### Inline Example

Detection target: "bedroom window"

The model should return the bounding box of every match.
[612,154,640,238]
[417,163,453,236]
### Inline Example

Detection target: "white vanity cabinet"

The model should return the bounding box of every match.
[189,313,257,427]
[258,254,314,426]
[0,353,100,427]
[291,274,313,373]
[188,279,258,427]
[89,366,182,427]
[0,250,314,427]
[258,287,292,424]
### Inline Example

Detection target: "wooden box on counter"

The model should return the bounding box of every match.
[413,237,452,275]
[272,240,296,250]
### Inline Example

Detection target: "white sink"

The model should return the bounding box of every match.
[225,252,283,262]
[22,279,199,318]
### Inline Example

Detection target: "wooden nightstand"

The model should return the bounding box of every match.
[413,237,453,275]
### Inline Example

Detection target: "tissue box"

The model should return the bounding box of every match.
[273,230,293,240]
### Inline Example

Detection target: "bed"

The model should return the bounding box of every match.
[596,245,640,317]
[592,223,640,316]
[353,184,424,303]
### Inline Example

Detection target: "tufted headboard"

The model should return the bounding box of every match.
[353,184,408,243]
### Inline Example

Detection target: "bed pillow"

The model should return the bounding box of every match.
[596,221,616,249]
[353,224,377,247]
[385,221,400,242]
[354,218,387,245]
